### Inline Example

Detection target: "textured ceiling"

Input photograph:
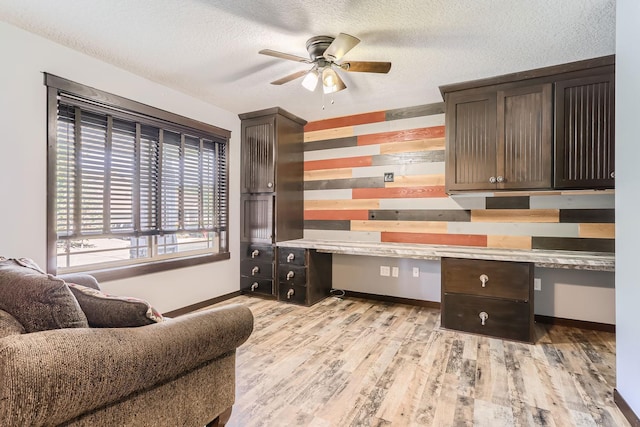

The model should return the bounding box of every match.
[0,0,616,122]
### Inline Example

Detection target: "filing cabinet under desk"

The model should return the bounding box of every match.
[441,257,535,343]
[277,247,332,306]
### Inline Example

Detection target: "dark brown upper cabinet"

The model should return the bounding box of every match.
[554,72,615,189]
[241,115,276,193]
[441,55,615,193]
[445,84,552,192]
[239,107,306,243]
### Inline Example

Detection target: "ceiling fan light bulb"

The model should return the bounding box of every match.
[301,70,319,91]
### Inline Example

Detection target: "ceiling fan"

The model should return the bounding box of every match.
[259,33,392,94]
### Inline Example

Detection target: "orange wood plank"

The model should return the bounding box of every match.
[304,111,386,132]
[357,126,445,146]
[304,126,354,142]
[379,137,445,154]
[305,199,379,210]
[471,209,559,223]
[304,156,373,171]
[351,220,448,233]
[352,186,446,199]
[304,168,352,181]
[487,235,532,250]
[381,232,487,247]
[304,210,369,220]
[579,223,615,239]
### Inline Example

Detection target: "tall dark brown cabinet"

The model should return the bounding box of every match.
[239,107,306,299]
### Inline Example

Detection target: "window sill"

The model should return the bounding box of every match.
[62,252,231,283]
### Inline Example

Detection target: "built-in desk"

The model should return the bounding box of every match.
[276,239,615,272]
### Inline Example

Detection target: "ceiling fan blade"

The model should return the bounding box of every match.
[270,70,309,85]
[323,33,360,61]
[259,49,311,63]
[341,61,392,73]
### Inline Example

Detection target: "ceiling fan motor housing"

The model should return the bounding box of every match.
[305,36,335,61]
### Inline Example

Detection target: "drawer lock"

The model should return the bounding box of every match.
[479,311,489,326]
[286,288,295,299]
[479,274,488,288]
[250,282,259,291]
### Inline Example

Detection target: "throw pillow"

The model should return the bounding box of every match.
[67,283,164,328]
[0,258,89,332]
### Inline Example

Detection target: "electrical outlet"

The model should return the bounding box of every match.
[534,278,542,291]
[380,266,391,277]
[412,267,420,278]
[391,266,399,277]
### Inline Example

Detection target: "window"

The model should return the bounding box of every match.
[46,75,230,278]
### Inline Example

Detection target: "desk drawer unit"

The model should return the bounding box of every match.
[240,243,275,297]
[277,247,332,306]
[441,257,534,342]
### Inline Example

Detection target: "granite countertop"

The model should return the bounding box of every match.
[276,239,615,272]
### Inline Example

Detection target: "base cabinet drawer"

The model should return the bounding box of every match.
[276,248,332,306]
[278,283,307,305]
[241,276,274,297]
[240,259,274,279]
[442,293,533,342]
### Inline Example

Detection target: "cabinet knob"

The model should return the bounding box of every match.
[251,249,260,258]
[286,271,295,280]
[489,176,497,184]
[251,266,260,275]
[287,253,295,262]
[267,182,273,188]
[496,176,504,183]
[286,288,295,299]
[611,171,615,179]
[250,282,259,291]
[479,311,489,326]
[479,274,488,288]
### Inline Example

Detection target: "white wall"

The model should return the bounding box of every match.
[615,0,640,416]
[0,22,241,313]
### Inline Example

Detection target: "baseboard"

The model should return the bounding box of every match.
[163,291,242,317]
[614,389,640,427]
[534,315,615,333]
[340,290,441,309]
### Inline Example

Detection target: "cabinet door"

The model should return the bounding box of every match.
[554,73,615,189]
[445,91,497,191]
[240,194,273,243]
[497,84,552,190]
[241,116,275,192]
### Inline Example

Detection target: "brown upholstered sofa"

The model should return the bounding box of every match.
[0,258,253,427]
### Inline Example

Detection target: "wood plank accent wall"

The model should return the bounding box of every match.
[303,103,615,252]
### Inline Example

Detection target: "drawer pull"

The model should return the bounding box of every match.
[286,288,294,299]
[286,271,295,280]
[251,266,260,275]
[287,253,295,262]
[250,282,259,291]
[251,249,260,258]
[489,176,497,184]
[479,311,489,326]
[479,274,488,287]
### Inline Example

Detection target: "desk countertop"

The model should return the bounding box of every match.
[276,239,615,272]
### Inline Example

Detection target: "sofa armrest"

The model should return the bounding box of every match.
[0,303,253,426]
[57,272,101,290]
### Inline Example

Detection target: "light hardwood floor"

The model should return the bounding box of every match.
[213,295,628,427]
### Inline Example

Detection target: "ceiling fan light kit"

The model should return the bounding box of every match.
[259,33,391,95]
